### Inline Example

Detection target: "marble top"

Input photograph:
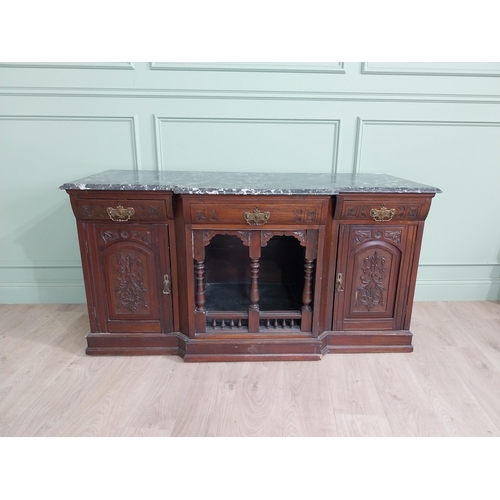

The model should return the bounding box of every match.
[60,170,441,195]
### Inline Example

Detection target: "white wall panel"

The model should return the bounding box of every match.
[151,62,345,73]
[354,119,500,300]
[155,117,340,173]
[0,115,140,303]
[0,62,499,303]
[362,62,500,77]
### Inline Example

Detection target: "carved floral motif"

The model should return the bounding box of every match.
[408,206,420,218]
[306,210,317,222]
[355,251,387,311]
[114,252,149,313]
[354,230,372,244]
[102,230,120,244]
[345,206,359,218]
[293,209,303,223]
[384,230,402,245]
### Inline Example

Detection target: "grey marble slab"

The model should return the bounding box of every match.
[60,170,442,194]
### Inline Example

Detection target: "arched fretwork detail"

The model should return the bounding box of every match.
[260,230,306,247]
[203,230,250,247]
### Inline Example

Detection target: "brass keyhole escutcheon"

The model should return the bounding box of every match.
[336,273,344,293]
[163,274,171,295]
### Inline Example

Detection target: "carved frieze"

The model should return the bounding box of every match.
[344,202,423,221]
[101,229,152,246]
[354,229,402,246]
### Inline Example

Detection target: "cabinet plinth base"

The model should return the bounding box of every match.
[182,336,321,362]
[323,329,413,354]
[83,329,413,359]
[85,332,179,356]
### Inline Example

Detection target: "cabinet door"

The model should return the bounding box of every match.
[334,225,411,331]
[90,223,173,333]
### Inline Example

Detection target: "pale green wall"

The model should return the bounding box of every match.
[1,62,499,303]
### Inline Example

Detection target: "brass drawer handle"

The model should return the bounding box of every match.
[244,206,271,226]
[336,273,344,293]
[370,204,395,222]
[107,204,135,222]
[163,274,171,295]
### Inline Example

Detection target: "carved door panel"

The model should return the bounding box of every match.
[335,225,411,331]
[92,224,173,333]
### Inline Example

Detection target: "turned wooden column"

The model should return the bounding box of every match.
[301,259,314,332]
[301,230,318,332]
[248,231,261,333]
[193,230,206,333]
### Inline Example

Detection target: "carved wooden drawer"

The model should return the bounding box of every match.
[70,192,173,221]
[187,196,329,226]
[333,194,433,222]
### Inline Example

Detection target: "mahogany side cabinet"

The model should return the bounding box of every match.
[61,170,441,362]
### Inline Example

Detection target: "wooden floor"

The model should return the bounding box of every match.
[1,301,499,437]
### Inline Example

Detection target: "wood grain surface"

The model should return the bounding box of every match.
[1,301,499,437]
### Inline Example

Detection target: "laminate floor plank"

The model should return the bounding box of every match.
[442,346,500,432]
[462,318,500,371]
[226,361,284,437]
[0,304,32,328]
[1,302,499,437]
[0,304,62,351]
[282,360,337,436]
[366,354,449,436]
[430,302,500,371]
[111,356,198,435]
[0,313,88,422]
[169,362,241,437]
[100,427,172,437]
[4,355,125,436]
[405,345,499,436]
[453,300,500,319]
[324,354,393,436]
[411,302,477,349]
[54,356,174,437]
[0,310,87,382]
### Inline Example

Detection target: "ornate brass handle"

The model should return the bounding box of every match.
[370,204,395,222]
[163,274,171,295]
[244,206,271,226]
[107,204,135,222]
[336,273,344,293]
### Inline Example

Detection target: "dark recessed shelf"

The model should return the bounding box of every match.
[205,282,302,312]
